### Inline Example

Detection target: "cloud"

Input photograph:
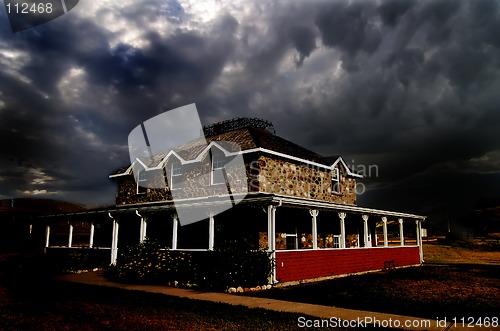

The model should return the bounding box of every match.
[289,25,317,67]
[0,0,499,214]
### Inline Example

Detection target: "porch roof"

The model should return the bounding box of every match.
[38,193,425,222]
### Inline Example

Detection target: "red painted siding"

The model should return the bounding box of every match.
[275,246,420,283]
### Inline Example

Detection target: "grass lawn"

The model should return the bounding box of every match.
[0,254,368,331]
[242,243,500,320]
[2,243,498,330]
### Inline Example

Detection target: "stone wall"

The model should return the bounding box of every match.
[256,155,356,205]
[114,154,357,205]
[115,154,257,205]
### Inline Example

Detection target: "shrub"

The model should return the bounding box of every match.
[64,249,110,272]
[44,248,109,273]
[194,238,274,290]
[105,238,192,284]
[105,237,274,291]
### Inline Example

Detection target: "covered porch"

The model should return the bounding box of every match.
[40,193,425,284]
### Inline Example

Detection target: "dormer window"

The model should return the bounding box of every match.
[211,153,226,185]
[332,167,340,194]
[170,161,183,190]
[136,170,147,194]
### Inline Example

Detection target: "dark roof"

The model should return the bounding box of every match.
[244,126,328,163]
[0,198,87,215]
[111,122,334,175]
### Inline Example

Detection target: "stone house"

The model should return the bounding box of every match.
[43,118,425,284]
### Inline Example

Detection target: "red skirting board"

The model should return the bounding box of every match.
[275,246,420,283]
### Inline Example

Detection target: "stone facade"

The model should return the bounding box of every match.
[114,153,357,206]
[255,155,356,205]
[115,154,256,205]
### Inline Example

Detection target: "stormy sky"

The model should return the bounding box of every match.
[1,0,499,224]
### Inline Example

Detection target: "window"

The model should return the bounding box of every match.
[170,161,183,190]
[136,170,147,194]
[332,167,340,193]
[286,233,298,250]
[333,235,341,248]
[211,153,226,185]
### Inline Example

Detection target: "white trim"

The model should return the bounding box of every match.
[416,220,424,263]
[210,152,226,185]
[273,195,426,220]
[109,145,363,179]
[382,217,388,247]
[362,215,369,248]
[333,235,341,248]
[330,157,362,178]
[268,202,280,284]
[68,223,73,248]
[170,160,183,190]
[171,216,178,250]
[137,210,147,242]
[174,248,208,252]
[208,212,215,250]
[274,245,420,252]
[331,167,340,193]
[309,209,319,250]
[40,192,425,225]
[109,213,119,265]
[338,212,346,249]
[136,169,148,194]
[89,222,95,248]
[45,225,50,248]
[399,218,405,246]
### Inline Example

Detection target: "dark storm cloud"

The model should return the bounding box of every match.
[312,1,500,214]
[315,1,382,72]
[315,1,381,55]
[289,25,317,67]
[383,48,425,88]
[224,0,500,215]
[0,3,242,204]
[378,0,416,27]
[1,0,499,214]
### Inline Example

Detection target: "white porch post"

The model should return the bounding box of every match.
[172,215,178,250]
[420,220,424,262]
[109,213,119,265]
[309,209,319,250]
[399,218,404,246]
[45,224,50,249]
[338,212,346,248]
[89,221,95,248]
[68,222,73,248]
[267,205,277,252]
[208,211,215,250]
[416,220,424,263]
[382,217,388,247]
[137,211,147,242]
[267,204,278,283]
[362,215,370,247]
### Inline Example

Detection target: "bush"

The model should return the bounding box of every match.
[63,249,110,272]
[44,248,110,273]
[194,238,274,291]
[105,238,192,284]
[105,237,274,291]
